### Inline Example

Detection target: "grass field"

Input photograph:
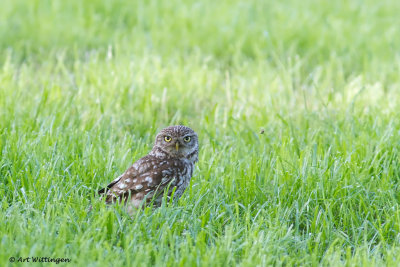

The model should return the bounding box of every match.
[1,0,400,266]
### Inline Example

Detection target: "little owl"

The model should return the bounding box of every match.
[98,125,199,211]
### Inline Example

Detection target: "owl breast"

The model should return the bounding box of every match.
[147,159,194,207]
[173,161,194,199]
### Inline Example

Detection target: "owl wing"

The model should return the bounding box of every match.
[98,156,185,204]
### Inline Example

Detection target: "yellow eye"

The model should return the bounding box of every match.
[183,136,191,142]
[164,136,172,142]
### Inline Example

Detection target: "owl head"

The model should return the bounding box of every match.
[153,125,199,162]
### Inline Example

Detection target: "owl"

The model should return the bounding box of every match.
[98,125,199,211]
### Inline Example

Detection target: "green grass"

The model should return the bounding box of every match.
[1,0,400,266]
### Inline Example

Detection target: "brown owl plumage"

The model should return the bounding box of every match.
[98,125,199,211]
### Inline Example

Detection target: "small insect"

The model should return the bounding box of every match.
[259,128,265,134]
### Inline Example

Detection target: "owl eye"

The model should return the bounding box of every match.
[183,136,191,142]
[164,136,172,142]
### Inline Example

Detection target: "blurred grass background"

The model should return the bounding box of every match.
[1,0,400,266]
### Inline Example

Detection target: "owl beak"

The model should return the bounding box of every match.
[175,142,179,151]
